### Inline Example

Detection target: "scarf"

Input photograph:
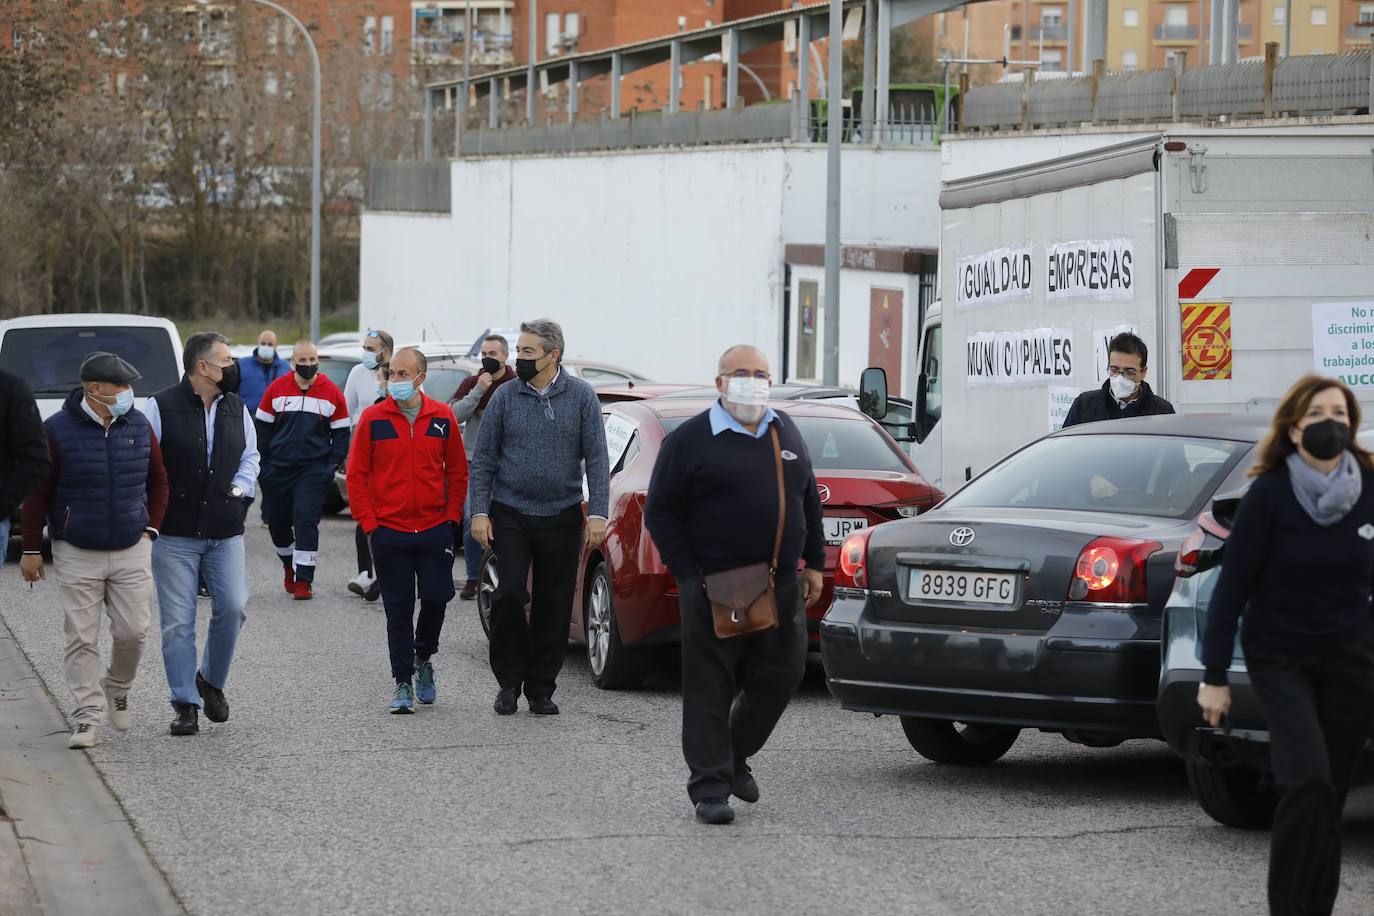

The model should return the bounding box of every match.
[1286,450,1362,526]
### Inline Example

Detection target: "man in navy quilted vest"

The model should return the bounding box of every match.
[19,352,168,750]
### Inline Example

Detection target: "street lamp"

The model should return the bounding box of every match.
[248,0,322,343]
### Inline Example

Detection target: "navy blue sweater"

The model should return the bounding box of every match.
[644,409,825,582]
[1201,465,1374,684]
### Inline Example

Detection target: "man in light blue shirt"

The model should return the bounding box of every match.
[145,332,260,737]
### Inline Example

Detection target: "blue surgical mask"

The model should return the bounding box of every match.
[361,350,379,371]
[388,380,415,402]
[106,389,135,417]
[255,345,275,361]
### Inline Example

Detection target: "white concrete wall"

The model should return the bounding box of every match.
[359,143,941,384]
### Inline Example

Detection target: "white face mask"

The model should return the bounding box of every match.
[1109,373,1138,401]
[256,344,275,361]
[723,376,770,424]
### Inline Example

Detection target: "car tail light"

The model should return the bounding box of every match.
[836,527,875,589]
[1176,511,1230,578]
[1068,536,1162,604]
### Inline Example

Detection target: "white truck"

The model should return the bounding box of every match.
[905,126,1374,493]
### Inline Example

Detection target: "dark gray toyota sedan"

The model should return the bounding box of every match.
[820,414,1268,765]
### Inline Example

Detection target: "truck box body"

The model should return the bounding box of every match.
[912,126,1374,493]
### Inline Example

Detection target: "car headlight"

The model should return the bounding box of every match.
[896,506,920,518]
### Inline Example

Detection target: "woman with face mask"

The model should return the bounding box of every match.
[1198,375,1374,916]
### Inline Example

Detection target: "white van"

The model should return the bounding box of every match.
[905,126,1374,493]
[0,314,184,420]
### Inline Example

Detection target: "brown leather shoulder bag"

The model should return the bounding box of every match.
[702,425,785,639]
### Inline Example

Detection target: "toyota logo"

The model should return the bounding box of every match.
[817,484,831,503]
[949,527,975,547]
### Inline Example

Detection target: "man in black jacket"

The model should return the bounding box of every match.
[144,332,259,737]
[644,345,825,826]
[1063,331,1174,428]
[0,369,50,564]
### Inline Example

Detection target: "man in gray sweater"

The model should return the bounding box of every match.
[469,319,609,716]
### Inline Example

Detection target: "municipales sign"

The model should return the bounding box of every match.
[1046,239,1136,302]
[956,244,1033,310]
[967,327,1075,386]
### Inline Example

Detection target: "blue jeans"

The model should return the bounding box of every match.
[153,535,248,707]
[0,517,9,567]
[462,491,482,582]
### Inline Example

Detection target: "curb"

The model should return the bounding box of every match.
[0,616,183,916]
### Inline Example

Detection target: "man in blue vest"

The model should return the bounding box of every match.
[144,332,260,737]
[19,353,168,750]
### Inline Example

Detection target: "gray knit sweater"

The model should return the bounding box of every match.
[468,371,610,519]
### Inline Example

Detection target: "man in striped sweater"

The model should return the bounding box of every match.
[254,340,351,600]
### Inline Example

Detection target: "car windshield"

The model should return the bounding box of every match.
[316,356,358,390]
[942,434,1249,519]
[0,326,180,397]
[659,413,911,472]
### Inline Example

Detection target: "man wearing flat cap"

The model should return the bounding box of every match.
[20,352,168,750]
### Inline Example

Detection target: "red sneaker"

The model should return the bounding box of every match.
[292,580,313,601]
[283,566,296,595]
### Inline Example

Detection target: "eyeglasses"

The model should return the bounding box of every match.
[540,396,555,421]
[1106,367,1142,380]
[722,370,771,380]
[365,329,383,339]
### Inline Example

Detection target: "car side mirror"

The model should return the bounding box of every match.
[859,367,889,421]
[914,373,929,443]
[1211,488,1247,531]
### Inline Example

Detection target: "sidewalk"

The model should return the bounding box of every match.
[0,616,182,916]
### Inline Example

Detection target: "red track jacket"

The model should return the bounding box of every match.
[347,394,468,534]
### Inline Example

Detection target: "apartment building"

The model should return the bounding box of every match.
[937,0,1374,78]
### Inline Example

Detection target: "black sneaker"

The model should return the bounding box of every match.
[196,672,229,723]
[170,703,199,737]
[493,687,519,716]
[528,696,560,716]
[732,771,760,804]
[363,579,381,603]
[694,799,736,825]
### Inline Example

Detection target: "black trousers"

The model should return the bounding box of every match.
[371,523,456,683]
[261,462,333,583]
[355,524,373,576]
[1245,627,1374,916]
[488,502,583,700]
[679,573,807,804]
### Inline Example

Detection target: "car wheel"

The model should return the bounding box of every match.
[584,562,645,690]
[1185,759,1277,829]
[477,551,498,640]
[899,717,1021,765]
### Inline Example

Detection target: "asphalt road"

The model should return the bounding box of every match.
[2,516,1372,915]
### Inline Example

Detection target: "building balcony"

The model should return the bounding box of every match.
[1029,24,1069,42]
[1348,23,1374,42]
[413,32,515,66]
[1154,24,1200,41]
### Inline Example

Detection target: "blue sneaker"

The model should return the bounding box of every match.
[389,681,415,715]
[415,660,436,705]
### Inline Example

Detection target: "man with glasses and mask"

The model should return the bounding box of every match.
[142,332,260,736]
[256,340,350,600]
[349,347,467,713]
[643,345,825,825]
[344,329,394,601]
[1063,332,1174,428]
[450,334,516,600]
[20,353,168,749]
[469,319,609,716]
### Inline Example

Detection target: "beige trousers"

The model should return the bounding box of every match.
[52,538,154,726]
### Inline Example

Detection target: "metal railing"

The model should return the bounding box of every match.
[369,160,451,213]
[1349,24,1374,41]
[451,94,947,157]
[961,49,1372,130]
[1154,24,1200,40]
[1029,24,1068,41]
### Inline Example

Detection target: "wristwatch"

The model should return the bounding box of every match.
[230,485,254,505]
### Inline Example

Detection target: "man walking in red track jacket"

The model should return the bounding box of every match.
[348,347,468,714]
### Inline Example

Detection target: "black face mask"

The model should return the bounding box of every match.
[216,362,241,395]
[295,364,319,381]
[1301,419,1351,461]
[482,357,503,376]
[515,356,544,383]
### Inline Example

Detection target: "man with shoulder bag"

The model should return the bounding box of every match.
[644,345,825,825]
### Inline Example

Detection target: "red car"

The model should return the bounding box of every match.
[478,398,943,689]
